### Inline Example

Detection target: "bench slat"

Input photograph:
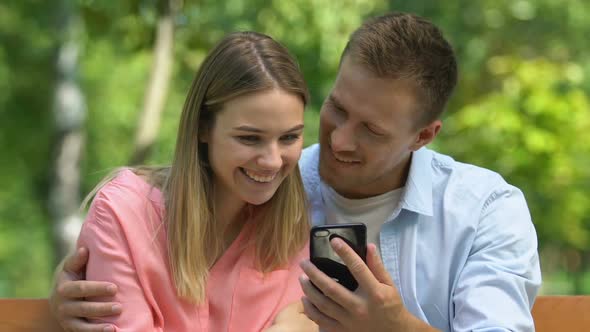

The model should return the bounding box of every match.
[532,295,590,332]
[1,295,589,331]
[0,299,63,332]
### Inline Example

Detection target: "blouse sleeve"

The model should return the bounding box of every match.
[77,191,163,332]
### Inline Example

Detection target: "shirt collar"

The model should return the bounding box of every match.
[399,147,433,217]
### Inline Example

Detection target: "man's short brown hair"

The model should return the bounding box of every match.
[342,12,458,126]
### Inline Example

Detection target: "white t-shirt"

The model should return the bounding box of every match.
[320,181,403,256]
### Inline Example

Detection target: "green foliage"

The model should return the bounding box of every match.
[438,57,590,250]
[1,0,589,296]
[0,0,59,296]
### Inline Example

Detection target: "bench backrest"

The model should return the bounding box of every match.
[532,295,590,332]
[0,299,62,332]
[1,295,589,331]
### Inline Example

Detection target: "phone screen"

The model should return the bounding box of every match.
[309,223,367,291]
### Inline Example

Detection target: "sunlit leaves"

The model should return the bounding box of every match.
[439,57,590,251]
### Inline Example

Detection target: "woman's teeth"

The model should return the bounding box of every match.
[243,169,277,183]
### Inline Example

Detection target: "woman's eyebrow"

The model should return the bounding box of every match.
[232,124,304,133]
[232,126,264,133]
[284,124,305,133]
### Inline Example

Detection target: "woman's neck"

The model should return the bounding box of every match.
[213,184,248,250]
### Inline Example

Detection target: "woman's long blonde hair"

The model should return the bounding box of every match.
[86,32,310,304]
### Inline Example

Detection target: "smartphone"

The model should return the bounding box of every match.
[309,223,367,291]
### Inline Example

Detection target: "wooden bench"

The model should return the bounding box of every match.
[0,296,589,331]
[0,299,62,332]
[532,295,590,332]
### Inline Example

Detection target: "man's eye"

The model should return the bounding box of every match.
[365,124,384,136]
[236,136,260,144]
[326,101,344,114]
[333,106,345,114]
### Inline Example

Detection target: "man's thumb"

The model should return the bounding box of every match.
[63,247,89,274]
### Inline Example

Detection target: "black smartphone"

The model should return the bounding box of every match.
[309,223,367,291]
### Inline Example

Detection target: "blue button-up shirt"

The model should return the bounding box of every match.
[299,144,542,332]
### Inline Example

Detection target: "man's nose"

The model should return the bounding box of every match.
[330,122,356,152]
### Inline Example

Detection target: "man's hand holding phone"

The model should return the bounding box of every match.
[299,237,437,332]
[309,224,367,292]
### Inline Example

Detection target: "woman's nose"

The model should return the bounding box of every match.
[256,142,283,170]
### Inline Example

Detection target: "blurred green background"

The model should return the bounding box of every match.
[1,0,589,297]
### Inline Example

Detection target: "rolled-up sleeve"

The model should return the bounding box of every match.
[451,186,542,332]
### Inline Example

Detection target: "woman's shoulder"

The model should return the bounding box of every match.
[95,168,162,202]
[87,168,165,231]
[79,170,170,296]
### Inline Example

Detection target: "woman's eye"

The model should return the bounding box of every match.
[236,136,260,144]
[280,134,300,143]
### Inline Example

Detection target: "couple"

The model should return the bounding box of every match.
[51,12,542,332]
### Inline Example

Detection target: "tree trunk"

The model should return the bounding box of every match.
[129,0,176,165]
[48,5,86,260]
[573,250,589,294]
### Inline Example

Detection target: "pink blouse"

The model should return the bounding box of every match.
[77,169,308,331]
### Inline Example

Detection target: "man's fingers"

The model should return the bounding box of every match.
[300,260,358,309]
[299,275,348,321]
[58,280,117,299]
[301,297,341,332]
[59,301,122,319]
[63,318,115,332]
[63,247,89,274]
[366,243,394,286]
[330,238,380,292]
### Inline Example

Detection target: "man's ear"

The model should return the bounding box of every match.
[411,120,442,151]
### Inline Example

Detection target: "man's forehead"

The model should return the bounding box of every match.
[336,59,417,98]
[329,68,419,129]
[331,76,417,111]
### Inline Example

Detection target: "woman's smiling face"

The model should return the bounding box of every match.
[203,88,305,208]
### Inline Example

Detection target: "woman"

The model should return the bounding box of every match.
[78,31,312,331]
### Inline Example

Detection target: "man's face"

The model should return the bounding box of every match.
[319,57,436,198]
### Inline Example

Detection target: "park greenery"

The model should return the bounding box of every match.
[1,0,589,297]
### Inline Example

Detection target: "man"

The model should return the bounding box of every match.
[50,12,541,332]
